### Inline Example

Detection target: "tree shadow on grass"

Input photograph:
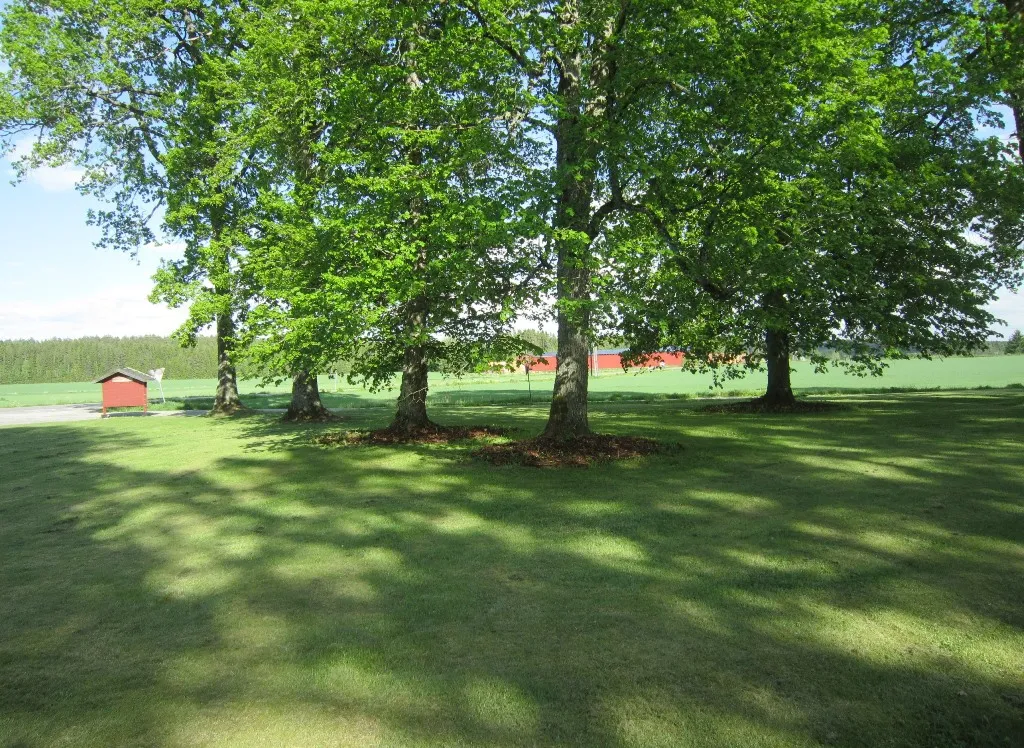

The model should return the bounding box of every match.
[0,392,1022,746]
[0,427,227,746]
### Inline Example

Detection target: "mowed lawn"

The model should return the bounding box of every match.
[1,393,1023,747]
[1,355,1023,409]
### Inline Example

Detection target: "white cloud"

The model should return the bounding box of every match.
[988,289,1024,336]
[0,283,192,340]
[140,240,187,259]
[4,138,86,192]
[25,164,87,192]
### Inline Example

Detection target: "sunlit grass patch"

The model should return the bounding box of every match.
[0,392,1022,746]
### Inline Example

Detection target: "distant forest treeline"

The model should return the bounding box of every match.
[0,336,224,384]
[0,333,1017,385]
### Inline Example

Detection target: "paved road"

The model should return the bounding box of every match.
[0,404,208,428]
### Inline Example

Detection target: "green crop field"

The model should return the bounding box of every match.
[1,392,1022,746]
[1,355,1023,410]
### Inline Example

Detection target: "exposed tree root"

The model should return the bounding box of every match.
[282,407,338,424]
[209,402,248,417]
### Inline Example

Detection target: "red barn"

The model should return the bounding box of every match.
[526,348,685,373]
[94,367,154,415]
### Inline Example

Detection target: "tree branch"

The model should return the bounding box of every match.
[462,2,545,79]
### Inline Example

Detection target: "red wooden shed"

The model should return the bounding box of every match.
[94,367,154,415]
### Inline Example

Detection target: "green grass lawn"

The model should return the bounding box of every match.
[1,392,1022,746]
[1,355,1023,410]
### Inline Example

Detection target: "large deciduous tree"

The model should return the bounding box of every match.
[460,1,908,432]
[221,0,545,432]
[608,0,1024,407]
[452,0,649,440]
[0,0,254,414]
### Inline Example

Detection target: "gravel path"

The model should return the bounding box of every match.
[0,404,210,428]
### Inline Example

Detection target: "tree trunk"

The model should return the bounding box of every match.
[543,301,592,440]
[392,341,430,432]
[284,370,331,422]
[762,327,796,407]
[213,309,243,414]
[1013,100,1023,163]
[998,2,1023,161]
[388,169,431,432]
[542,3,596,441]
[387,34,434,435]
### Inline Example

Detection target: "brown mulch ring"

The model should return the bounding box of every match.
[313,423,514,446]
[472,434,674,468]
[699,399,849,415]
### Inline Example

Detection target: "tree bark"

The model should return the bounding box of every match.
[389,192,432,432]
[284,370,332,422]
[762,327,797,407]
[388,33,433,435]
[392,340,430,432]
[543,301,592,440]
[1013,100,1023,163]
[998,1,1023,160]
[213,308,243,414]
[542,2,597,441]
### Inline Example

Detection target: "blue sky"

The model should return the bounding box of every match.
[0,0,187,339]
[0,155,190,340]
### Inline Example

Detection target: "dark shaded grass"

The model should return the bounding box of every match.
[698,400,849,415]
[150,382,1024,413]
[1,391,1022,746]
